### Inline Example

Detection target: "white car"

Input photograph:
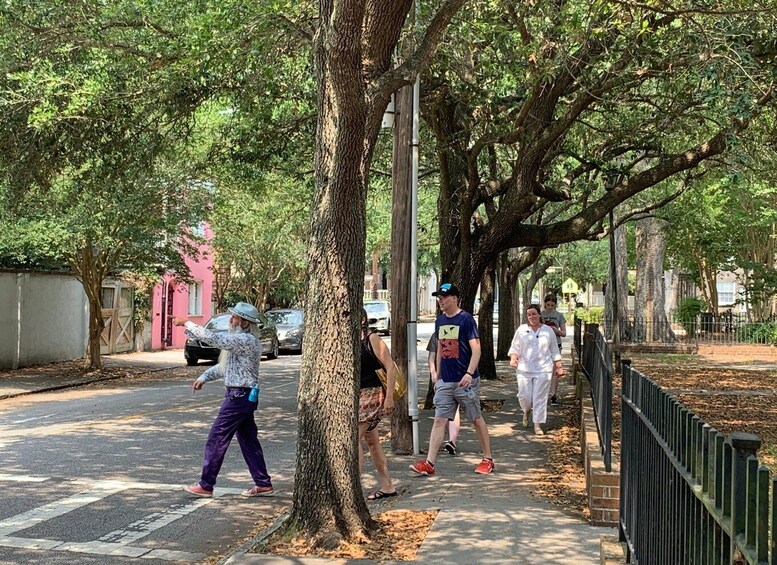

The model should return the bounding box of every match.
[364,300,391,335]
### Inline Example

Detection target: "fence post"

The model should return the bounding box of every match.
[729,432,761,563]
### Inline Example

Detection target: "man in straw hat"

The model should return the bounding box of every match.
[174,302,273,498]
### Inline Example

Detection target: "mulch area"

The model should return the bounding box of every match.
[619,354,777,470]
[259,510,437,561]
[531,395,591,520]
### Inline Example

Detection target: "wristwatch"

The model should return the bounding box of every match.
[464,371,473,377]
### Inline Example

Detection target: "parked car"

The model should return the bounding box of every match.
[265,308,304,353]
[364,300,391,335]
[184,312,279,366]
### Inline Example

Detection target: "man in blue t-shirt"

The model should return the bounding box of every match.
[411,283,494,476]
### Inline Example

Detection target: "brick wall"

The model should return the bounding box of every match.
[578,377,620,527]
[697,344,777,361]
[617,342,777,362]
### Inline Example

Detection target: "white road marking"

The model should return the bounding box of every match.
[12,413,56,424]
[0,474,247,562]
[0,487,122,536]
[0,474,49,483]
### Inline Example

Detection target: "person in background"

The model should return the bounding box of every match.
[175,302,273,498]
[411,283,494,476]
[427,333,461,455]
[508,304,564,435]
[540,294,567,406]
[359,308,398,500]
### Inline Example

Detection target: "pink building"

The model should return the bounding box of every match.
[151,224,214,350]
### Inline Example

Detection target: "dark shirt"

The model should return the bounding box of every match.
[360,332,384,389]
[435,311,480,382]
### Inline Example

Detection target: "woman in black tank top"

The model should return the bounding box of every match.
[358,308,398,500]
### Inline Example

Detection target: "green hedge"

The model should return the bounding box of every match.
[574,306,604,324]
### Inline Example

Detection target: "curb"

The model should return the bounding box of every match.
[221,512,291,564]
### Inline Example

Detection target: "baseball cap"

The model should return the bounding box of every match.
[432,283,460,297]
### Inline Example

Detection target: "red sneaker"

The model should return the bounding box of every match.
[475,459,494,475]
[410,459,436,476]
[241,485,274,497]
[183,484,213,497]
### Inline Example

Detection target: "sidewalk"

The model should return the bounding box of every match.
[0,350,183,400]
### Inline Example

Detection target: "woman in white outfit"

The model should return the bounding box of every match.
[508,304,564,435]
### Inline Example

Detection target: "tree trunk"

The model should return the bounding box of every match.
[495,252,513,360]
[476,261,497,378]
[389,84,413,454]
[84,278,104,370]
[521,256,552,316]
[72,245,105,370]
[605,220,632,341]
[634,217,675,343]
[291,2,374,543]
[287,0,465,543]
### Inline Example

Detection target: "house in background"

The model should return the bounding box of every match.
[149,223,214,350]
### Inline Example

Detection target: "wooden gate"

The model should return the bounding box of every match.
[100,280,135,354]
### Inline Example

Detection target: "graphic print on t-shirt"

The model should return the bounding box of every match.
[439,325,460,359]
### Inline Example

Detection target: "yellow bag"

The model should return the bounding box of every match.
[376,363,407,402]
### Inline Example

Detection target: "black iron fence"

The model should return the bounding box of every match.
[620,361,776,564]
[604,312,777,346]
[579,321,613,472]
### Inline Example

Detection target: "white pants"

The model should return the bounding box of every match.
[517,372,552,424]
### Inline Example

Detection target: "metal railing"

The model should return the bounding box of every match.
[605,312,777,345]
[620,361,776,564]
[580,321,613,472]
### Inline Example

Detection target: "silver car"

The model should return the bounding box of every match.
[265,308,304,353]
[364,300,391,335]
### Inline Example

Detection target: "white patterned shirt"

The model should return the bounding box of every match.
[184,321,261,387]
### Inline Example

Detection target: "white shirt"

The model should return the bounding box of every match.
[507,323,561,373]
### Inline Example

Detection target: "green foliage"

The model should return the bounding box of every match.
[735,322,777,345]
[575,306,604,324]
[675,297,706,334]
[209,172,310,309]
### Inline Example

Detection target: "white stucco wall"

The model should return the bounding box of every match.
[0,271,89,369]
[0,274,19,367]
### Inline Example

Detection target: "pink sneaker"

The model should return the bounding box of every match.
[241,485,274,497]
[475,459,494,475]
[410,459,436,476]
[183,484,213,497]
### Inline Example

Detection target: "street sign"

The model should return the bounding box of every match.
[561,278,579,295]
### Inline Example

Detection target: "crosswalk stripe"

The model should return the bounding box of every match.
[0,474,243,562]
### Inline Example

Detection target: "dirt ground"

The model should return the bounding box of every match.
[624,354,777,469]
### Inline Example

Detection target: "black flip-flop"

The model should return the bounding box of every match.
[367,490,398,500]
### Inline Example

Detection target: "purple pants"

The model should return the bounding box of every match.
[198,388,271,490]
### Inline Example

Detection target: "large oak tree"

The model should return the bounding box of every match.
[421,0,777,329]
[289,0,466,544]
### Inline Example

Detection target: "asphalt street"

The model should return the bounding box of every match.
[0,322,439,564]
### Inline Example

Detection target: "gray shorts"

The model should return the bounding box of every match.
[433,378,483,421]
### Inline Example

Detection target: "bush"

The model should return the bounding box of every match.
[736,322,777,345]
[574,306,604,324]
[675,297,705,334]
